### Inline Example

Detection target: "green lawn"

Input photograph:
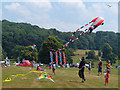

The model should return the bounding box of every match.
[2,66,119,88]
[1,49,119,88]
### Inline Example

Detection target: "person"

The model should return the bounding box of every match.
[88,61,92,74]
[52,63,56,75]
[78,56,86,83]
[106,60,111,73]
[36,65,45,71]
[49,63,51,69]
[105,69,110,86]
[98,59,102,76]
[31,60,35,68]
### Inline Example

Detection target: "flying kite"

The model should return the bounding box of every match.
[107,4,112,8]
[64,17,104,47]
[27,44,36,56]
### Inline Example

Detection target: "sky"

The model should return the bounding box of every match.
[1,0,119,33]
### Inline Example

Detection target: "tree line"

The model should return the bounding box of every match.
[1,20,119,63]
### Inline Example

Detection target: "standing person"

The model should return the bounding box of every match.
[52,63,56,75]
[31,60,35,68]
[105,70,110,86]
[78,56,86,83]
[49,63,51,69]
[88,61,92,74]
[98,59,102,76]
[51,62,56,75]
[106,60,111,73]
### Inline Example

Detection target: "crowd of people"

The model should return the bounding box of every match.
[78,56,112,86]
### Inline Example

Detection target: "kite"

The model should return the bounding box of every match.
[64,17,104,47]
[107,4,112,8]
[27,44,36,56]
[37,72,55,83]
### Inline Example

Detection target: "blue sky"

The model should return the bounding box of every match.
[1,1,118,32]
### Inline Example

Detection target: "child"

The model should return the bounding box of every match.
[52,63,56,75]
[88,61,92,74]
[105,70,110,86]
[36,65,45,71]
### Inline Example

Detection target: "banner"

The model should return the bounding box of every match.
[63,51,66,65]
[50,51,53,63]
[59,51,62,65]
[55,51,58,65]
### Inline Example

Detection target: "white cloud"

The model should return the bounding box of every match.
[5,3,20,10]
[5,3,31,16]
[24,0,52,12]
[3,1,118,33]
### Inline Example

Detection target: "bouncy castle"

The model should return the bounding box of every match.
[17,60,31,67]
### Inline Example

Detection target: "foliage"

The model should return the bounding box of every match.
[20,45,38,61]
[2,20,118,61]
[101,43,117,62]
[102,43,112,58]
[86,50,97,59]
[39,36,63,64]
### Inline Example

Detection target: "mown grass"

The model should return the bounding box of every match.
[2,49,119,88]
[2,65,119,88]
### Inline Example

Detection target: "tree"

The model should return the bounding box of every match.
[38,36,64,64]
[20,45,38,61]
[102,43,117,62]
[38,36,73,64]
[102,43,112,58]
[87,50,96,59]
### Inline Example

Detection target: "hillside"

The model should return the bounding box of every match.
[2,20,118,58]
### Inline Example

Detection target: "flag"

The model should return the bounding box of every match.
[63,51,66,65]
[59,51,62,65]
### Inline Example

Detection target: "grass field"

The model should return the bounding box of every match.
[2,65,119,88]
[1,49,119,88]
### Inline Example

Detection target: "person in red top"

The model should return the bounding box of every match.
[105,70,110,86]
[106,60,111,73]
[36,65,45,71]
[98,59,102,76]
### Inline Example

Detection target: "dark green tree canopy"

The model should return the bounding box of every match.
[86,50,96,59]
[2,20,118,60]
[38,36,64,64]
[102,43,112,58]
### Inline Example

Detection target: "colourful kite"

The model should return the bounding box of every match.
[64,17,104,46]
[27,44,36,55]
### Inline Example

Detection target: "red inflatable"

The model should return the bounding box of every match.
[17,60,31,67]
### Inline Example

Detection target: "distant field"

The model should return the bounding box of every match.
[71,49,99,63]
